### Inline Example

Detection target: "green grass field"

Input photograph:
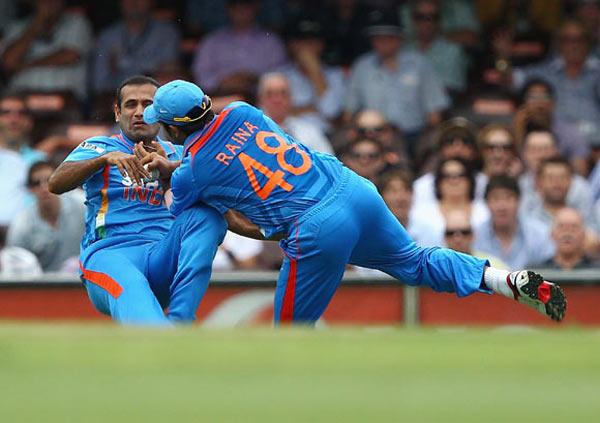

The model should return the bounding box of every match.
[0,323,598,422]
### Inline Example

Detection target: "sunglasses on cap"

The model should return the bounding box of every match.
[172,97,213,124]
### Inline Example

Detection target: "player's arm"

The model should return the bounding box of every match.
[48,151,150,194]
[224,210,285,241]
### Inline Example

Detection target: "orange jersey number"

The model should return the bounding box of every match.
[239,131,312,200]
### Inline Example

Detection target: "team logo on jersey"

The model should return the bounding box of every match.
[79,141,105,154]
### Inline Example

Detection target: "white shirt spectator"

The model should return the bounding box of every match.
[7,191,85,271]
[212,231,264,271]
[408,200,490,247]
[0,245,42,278]
[282,116,334,155]
[0,149,27,226]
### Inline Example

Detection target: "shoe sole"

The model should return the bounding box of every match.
[518,271,567,322]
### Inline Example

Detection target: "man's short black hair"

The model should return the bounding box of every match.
[115,75,160,108]
[537,156,572,178]
[484,175,521,200]
[176,109,216,135]
[518,77,555,106]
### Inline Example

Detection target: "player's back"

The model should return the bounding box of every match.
[174,102,345,237]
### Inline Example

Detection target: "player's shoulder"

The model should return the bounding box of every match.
[157,139,182,158]
[76,135,116,154]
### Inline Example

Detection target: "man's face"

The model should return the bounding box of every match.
[345,139,385,181]
[443,211,473,254]
[551,208,586,257]
[482,129,514,176]
[487,188,519,229]
[537,163,571,206]
[371,34,402,60]
[28,165,56,204]
[523,132,557,173]
[121,0,153,21]
[115,84,159,142]
[558,23,589,66]
[258,77,291,122]
[382,178,412,222]
[524,84,554,126]
[412,0,440,41]
[0,98,33,141]
[227,1,258,29]
[355,110,395,147]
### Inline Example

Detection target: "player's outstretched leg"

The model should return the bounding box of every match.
[483,268,567,322]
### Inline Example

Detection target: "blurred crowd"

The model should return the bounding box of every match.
[1,0,600,277]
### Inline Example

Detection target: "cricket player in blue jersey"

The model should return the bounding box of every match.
[141,79,567,324]
[48,76,226,325]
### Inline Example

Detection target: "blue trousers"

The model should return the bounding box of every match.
[274,169,490,324]
[80,206,226,325]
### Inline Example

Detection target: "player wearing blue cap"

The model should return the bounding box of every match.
[49,76,226,325]
[141,79,567,324]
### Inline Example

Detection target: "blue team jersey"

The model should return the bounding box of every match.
[170,102,344,237]
[64,132,183,251]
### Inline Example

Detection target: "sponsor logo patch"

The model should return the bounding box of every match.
[79,141,105,154]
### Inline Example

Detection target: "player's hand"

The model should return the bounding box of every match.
[137,144,180,187]
[103,151,149,185]
[134,141,167,160]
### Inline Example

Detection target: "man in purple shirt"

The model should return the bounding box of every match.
[191,0,286,97]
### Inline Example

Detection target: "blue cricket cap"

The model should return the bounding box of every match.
[143,79,212,126]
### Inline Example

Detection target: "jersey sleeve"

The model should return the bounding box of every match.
[63,137,110,162]
[169,157,223,216]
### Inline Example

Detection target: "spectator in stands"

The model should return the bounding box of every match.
[92,0,181,95]
[0,127,27,227]
[0,225,42,278]
[409,157,489,247]
[321,0,371,66]
[412,118,485,208]
[279,17,346,132]
[443,209,508,269]
[342,137,387,184]
[513,78,589,175]
[512,20,600,147]
[574,0,600,56]
[589,134,600,202]
[257,72,333,154]
[401,0,480,48]
[7,161,84,272]
[478,124,521,185]
[192,0,286,97]
[0,0,93,99]
[0,94,46,166]
[344,9,449,148]
[212,232,265,271]
[405,0,468,94]
[379,169,414,228]
[533,207,597,269]
[519,130,594,225]
[474,175,554,270]
[529,157,598,232]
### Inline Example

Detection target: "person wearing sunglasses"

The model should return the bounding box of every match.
[405,0,467,94]
[444,209,508,270]
[410,157,489,248]
[6,161,84,272]
[342,138,387,184]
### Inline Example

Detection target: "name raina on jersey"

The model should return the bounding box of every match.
[215,120,259,166]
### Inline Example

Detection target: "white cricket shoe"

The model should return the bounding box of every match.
[507,270,567,322]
